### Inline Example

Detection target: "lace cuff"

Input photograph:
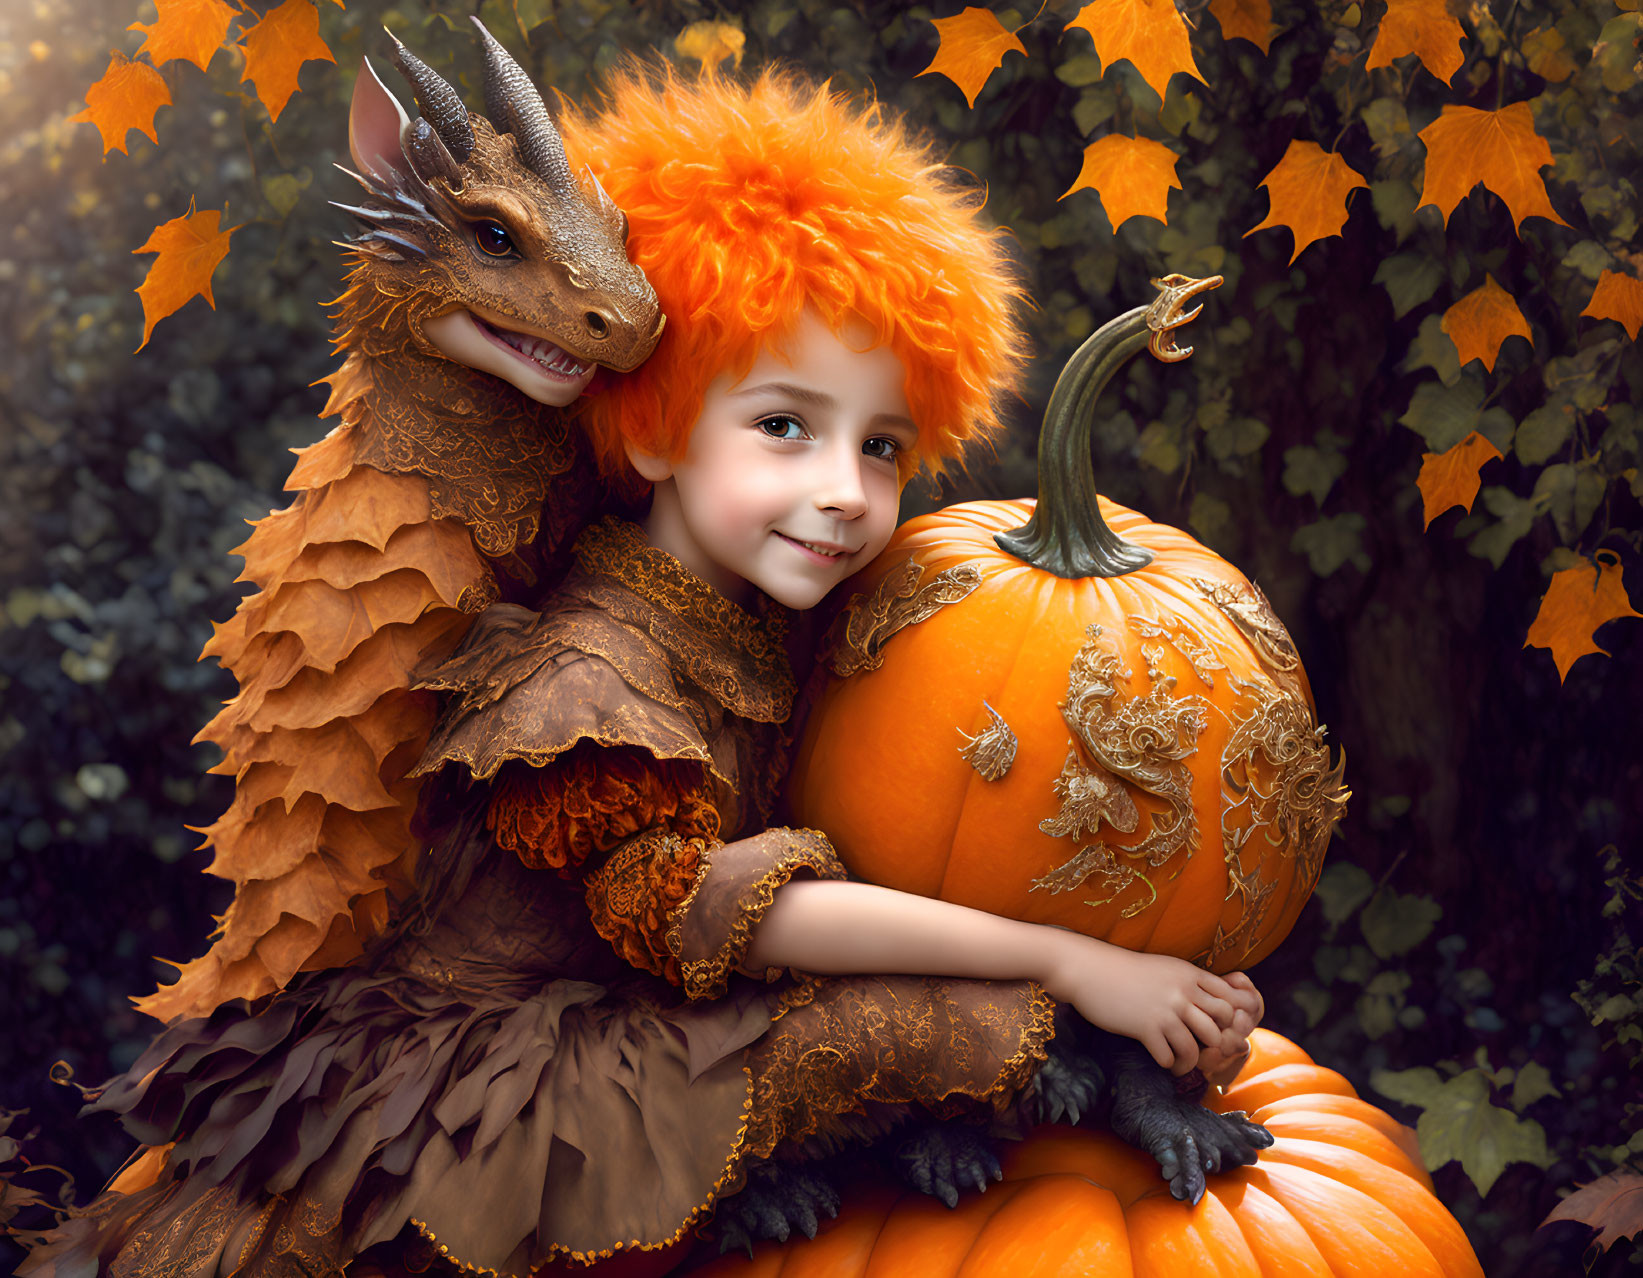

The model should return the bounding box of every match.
[742,975,1057,1159]
[667,828,848,1001]
[584,828,707,985]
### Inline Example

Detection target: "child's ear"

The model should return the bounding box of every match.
[623,439,674,483]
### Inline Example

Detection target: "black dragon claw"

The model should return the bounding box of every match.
[716,1159,841,1254]
[894,1123,1003,1209]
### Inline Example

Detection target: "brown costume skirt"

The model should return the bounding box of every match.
[22,965,778,1278]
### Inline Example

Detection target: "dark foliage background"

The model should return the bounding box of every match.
[1,0,1639,1274]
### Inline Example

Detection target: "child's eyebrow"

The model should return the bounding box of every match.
[729,381,835,407]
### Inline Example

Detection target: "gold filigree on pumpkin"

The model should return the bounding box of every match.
[1193,578,1302,689]
[1034,625,1206,907]
[1212,672,1348,962]
[1127,615,1225,688]
[1032,840,1158,918]
[956,703,1018,780]
[823,559,983,677]
[1206,824,1280,966]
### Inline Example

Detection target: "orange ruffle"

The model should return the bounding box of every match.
[486,745,721,873]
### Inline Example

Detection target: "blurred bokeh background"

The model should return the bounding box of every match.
[1,0,1639,1273]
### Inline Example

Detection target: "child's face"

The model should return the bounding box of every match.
[631,309,916,610]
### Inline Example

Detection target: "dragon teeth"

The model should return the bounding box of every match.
[499,328,586,376]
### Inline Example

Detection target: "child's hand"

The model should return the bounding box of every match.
[1195,971,1264,1088]
[1043,937,1242,1076]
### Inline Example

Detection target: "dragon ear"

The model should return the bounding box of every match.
[348,57,413,182]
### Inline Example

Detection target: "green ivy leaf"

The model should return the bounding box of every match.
[1283,444,1349,505]
[1205,414,1269,461]
[1292,982,1332,1028]
[1372,1064,1447,1109]
[1509,1061,1562,1111]
[1399,377,1514,453]
[1055,54,1105,88]
[1468,486,1537,568]
[1362,96,1414,159]
[1291,513,1370,576]
[1357,969,1412,1039]
[1561,240,1614,282]
[1316,861,1375,925]
[1374,252,1444,319]
[1371,179,1420,243]
[1137,420,1183,474]
[1515,403,1577,466]
[1361,886,1443,959]
[1402,314,1463,387]
[1412,1070,1554,1197]
[1533,461,1607,543]
[1188,491,1232,543]
[1072,87,1116,135]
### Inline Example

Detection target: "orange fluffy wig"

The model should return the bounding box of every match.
[558,66,1030,481]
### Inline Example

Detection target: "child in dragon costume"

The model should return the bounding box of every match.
[20,31,1267,1278]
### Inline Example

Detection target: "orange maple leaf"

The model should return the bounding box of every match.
[1441,275,1532,371]
[1540,1170,1643,1253]
[919,8,1027,107]
[1581,269,1643,341]
[132,200,240,351]
[1416,102,1570,233]
[1526,552,1641,681]
[1365,0,1466,85]
[1417,431,1501,529]
[1066,0,1205,103]
[1244,139,1367,262]
[128,0,241,73]
[1209,0,1275,54]
[70,51,171,156]
[674,20,746,73]
[1061,133,1181,228]
[238,0,335,124]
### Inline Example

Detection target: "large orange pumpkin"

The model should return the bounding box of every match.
[790,276,1346,971]
[689,1030,1483,1278]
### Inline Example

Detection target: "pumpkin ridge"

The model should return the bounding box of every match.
[935,573,1060,905]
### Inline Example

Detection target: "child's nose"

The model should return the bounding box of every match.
[813,447,869,518]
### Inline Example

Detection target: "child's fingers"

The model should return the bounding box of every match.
[1223,971,1265,1018]
[1183,1003,1227,1049]
[1191,985,1236,1027]
[1194,969,1239,1006]
[1162,1020,1200,1075]
[1140,1028,1175,1072]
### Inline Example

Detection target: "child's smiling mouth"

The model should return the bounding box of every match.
[776,532,854,562]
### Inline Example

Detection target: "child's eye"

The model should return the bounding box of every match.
[862,436,901,461]
[757,415,807,441]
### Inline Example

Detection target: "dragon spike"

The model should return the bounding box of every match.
[470,16,575,195]
[385,28,474,164]
[404,117,464,189]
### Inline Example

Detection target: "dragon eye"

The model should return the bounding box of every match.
[474,221,515,257]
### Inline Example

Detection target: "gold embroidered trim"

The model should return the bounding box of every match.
[1034,625,1206,909]
[986,981,1059,1104]
[957,703,1018,781]
[668,828,848,1002]
[823,558,983,677]
[565,519,795,724]
[405,1059,755,1272]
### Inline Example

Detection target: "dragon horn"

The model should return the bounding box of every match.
[385,28,474,164]
[470,17,575,195]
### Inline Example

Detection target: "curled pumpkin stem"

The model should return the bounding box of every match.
[996,273,1222,580]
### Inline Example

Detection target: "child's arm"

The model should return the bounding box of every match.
[744,878,1259,1076]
